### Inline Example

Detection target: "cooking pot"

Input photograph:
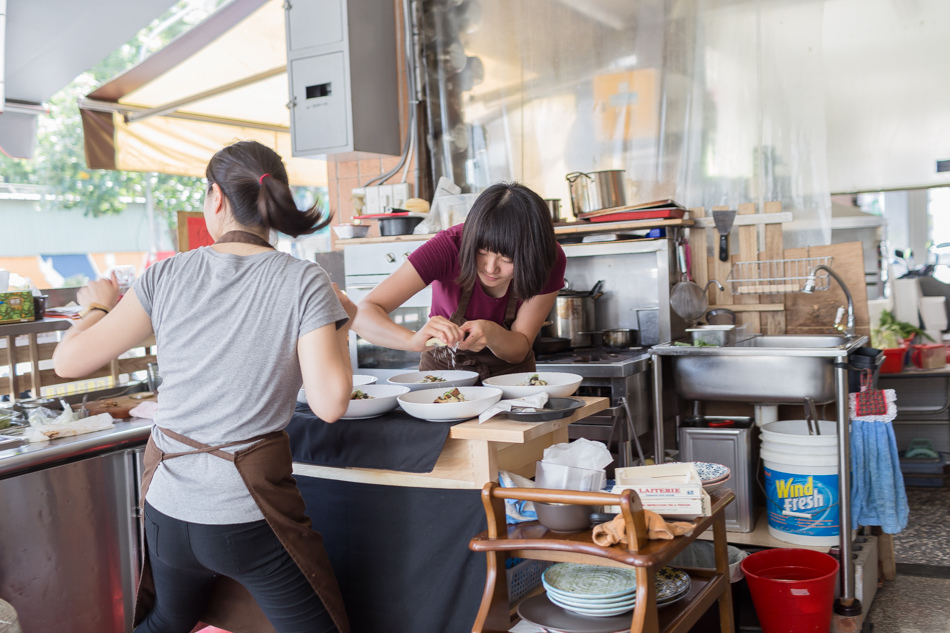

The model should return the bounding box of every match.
[551,290,604,348]
[533,336,572,355]
[543,199,562,223]
[603,328,638,348]
[565,170,626,218]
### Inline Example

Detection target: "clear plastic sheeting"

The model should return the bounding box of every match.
[420,0,831,248]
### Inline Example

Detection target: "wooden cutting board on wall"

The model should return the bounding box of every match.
[783,241,871,336]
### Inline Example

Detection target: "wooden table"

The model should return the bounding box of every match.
[292,396,609,488]
[290,396,610,633]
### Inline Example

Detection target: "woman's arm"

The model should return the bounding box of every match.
[298,284,356,423]
[53,285,155,378]
[351,260,464,351]
[459,290,558,363]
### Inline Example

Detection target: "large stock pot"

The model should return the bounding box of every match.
[565,170,626,217]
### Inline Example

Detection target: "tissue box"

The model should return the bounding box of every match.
[0,291,35,324]
[607,463,712,519]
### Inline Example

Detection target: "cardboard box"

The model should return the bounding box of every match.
[607,463,712,519]
[0,291,35,324]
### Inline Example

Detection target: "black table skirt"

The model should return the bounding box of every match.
[287,403,454,473]
[297,476,488,633]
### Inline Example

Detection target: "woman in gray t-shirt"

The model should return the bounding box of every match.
[53,141,354,633]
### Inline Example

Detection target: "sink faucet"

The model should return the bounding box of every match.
[802,264,855,336]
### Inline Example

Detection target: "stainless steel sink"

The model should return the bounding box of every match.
[739,335,850,348]
[651,334,868,403]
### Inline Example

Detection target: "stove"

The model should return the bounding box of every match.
[535,346,650,377]
[535,346,652,462]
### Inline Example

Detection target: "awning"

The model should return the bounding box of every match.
[2,0,179,158]
[79,0,326,187]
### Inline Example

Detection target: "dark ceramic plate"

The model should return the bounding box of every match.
[517,593,632,633]
[504,397,585,422]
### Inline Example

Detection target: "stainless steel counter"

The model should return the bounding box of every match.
[0,317,73,337]
[0,402,151,633]
[0,417,152,479]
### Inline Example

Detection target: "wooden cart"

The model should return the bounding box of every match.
[469,484,736,633]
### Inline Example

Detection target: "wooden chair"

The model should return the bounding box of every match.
[468,484,736,633]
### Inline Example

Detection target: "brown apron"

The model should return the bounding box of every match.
[135,430,349,633]
[133,229,349,633]
[419,283,536,382]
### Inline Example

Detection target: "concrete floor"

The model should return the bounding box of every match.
[863,486,950,633]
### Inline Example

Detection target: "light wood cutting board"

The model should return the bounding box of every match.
[73,393,156,418]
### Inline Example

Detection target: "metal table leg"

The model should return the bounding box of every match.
[835,360,861,616]
[651,355,664,463]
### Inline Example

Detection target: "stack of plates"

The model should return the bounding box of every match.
[690,462,731,492]
[540,563,691,617]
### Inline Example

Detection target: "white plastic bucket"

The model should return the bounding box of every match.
[760,419,839,455]
[761,420,840,546]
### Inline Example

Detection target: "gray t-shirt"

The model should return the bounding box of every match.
[135,247,348,524]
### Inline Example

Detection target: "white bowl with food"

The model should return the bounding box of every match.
[298,374,376,403]
[397,386,503,422]
[341,384,410,419]
[387,370,479,392]
[482,372,583,399]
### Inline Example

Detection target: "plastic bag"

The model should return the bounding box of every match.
[413,177,461,235]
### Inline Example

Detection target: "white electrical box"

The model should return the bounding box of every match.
[285,0,401,157]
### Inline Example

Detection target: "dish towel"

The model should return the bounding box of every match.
[497,470,538,524]
[592,511,694,546]
[848,388,909,533]
[478,392,548,423]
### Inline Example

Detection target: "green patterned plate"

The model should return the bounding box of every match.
[543,564,691,603]
[542,564,637,599]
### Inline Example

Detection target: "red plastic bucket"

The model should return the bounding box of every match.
[740,548,839,633]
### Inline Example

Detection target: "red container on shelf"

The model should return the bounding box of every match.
[911,343,947,369]
[880,346,908,373]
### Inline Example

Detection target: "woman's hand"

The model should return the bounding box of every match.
[411,315,464,351]
[77,272,121,311]
[458,319,502,353]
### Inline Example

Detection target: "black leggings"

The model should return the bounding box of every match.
[135,502,339,633]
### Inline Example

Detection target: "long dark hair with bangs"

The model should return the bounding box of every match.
[456,182,557,300]
[205,140,331,238]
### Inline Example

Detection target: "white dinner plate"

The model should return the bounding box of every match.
[397,386,502,422]
[482,372,582,399]
[387,370,479,392]
[340,385,410,419]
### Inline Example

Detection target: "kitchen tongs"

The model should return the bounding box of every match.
[804,397,821,435]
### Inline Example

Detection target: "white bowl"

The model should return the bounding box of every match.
[397,386,502,422]
[332,224,370,239]
[387,370,479,392]
[342,384,410,419]
[482,372,582,399]
[298,374,377,403]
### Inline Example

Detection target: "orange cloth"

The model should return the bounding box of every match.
[592,511,694,547]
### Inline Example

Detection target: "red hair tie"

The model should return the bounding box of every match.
[259,173,270,185]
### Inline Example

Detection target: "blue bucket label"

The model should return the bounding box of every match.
[764,467,839,537]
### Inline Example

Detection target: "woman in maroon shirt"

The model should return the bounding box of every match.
[352,182,566,380]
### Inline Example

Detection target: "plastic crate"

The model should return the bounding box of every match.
[900,453,947,487]
[506,558,554,603]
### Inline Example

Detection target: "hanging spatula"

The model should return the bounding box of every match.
[713,209,737,262]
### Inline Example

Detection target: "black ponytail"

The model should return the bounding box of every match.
[206,141,332,237]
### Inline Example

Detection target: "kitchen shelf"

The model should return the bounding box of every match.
[334,218,692,247]
[468,485,735,633]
